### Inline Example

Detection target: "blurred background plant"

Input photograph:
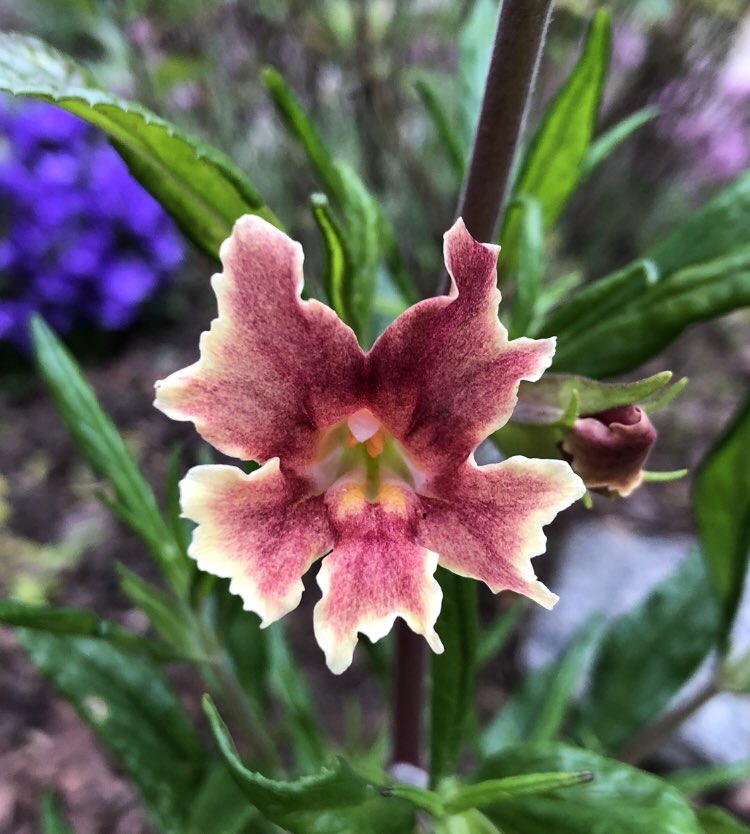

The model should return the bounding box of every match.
[0,1,748,833]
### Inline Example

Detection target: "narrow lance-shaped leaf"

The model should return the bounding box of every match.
[694,394,750,648]
[310,192,353,324]
[39,794,76,834]
[501,10,611,271]
[430,569,479,787]
[0,598,177,660]
[414,75,466,181]
[30,316,190,594]
[20,632,206,834]
[0,32,280,258]
[580,106,658,180]
[508,196,544,339]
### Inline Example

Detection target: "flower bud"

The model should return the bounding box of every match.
[561,405,657,497]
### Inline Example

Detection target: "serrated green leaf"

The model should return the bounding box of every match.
[30,316,189,595]
[40,793,76,834]
[430,569,479,786]
[203,695,413,833]
[694,395,750,647]
[575,550,720,754]
[477,743,703,834]
[483,618,600,754]
[697,807,750,833]
[501,10,610,271]
[580,106,658,179]
[0,32,279,258]
[20,632,205,834]
[0,598,176,660]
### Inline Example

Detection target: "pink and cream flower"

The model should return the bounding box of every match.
[154,216,584,673]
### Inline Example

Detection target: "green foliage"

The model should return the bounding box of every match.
[669,759,750,795]
[476,743,703,834]
[430,570,479,786]
[39,794,76,834]
[188,766,264,834]
[575,551,720,755]
[580,107,659,180]
[262,66,400,341]
[414,76,466,181]
[694,395,750,647]
[508,197,544,339]
[0,32,279,259]
[0,598,177,660]
[697,807,750,834]
[30,316,190,595]
[501,10,611,272]
[20,632,205,834]
[483,619,600,754]
[204,696,414,833]
[543,171,750,376]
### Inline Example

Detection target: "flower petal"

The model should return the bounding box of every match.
[368,218,554,472]
[155,216,365,469]
[181,460,332,626]
[418,458,585,607]
[314,480,444,674]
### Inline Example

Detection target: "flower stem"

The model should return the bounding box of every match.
[453,0,553,249]
[392,619,425,767]
[618,677,720,765]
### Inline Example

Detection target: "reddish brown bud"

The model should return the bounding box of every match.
[561,405,657,497]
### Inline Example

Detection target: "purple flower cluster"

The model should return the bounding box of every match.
[0,100,183,349]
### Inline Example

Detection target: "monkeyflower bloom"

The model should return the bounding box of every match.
[562,405,657,498]
[155,217,584,673]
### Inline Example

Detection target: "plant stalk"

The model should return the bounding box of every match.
[618,678,720,765]
[392,620,425,767]
[450,0,553,279]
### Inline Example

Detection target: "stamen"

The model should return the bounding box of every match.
[365,429,386,458]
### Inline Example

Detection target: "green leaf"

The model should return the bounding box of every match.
[580,106,658,179]
[575,550,721,754]
[669,758,750,795]
[310,192,353,323]
[0,598,176,660]
[477,603,524,668]
[697,807,750,834]
[30,316,189,595]
[501,10,610,268]
[540,171,750,377]
[430,569,479,786]
[513,371,673,426]
[20,632,205,834]
[188,765,264,834]
[116,564,199,655]
[262,65,343,200]
[444,771,593,815]
[694,395,750,646]
[508,197,544,339]
[204,695,413,833]
[436,810,503,834]
[265,622,327,771]
[551,246,750,377]
[0,32,279,259]
[456,0,497,147]
[477,743,703,834]
[40,793,76,834]
[483,618,600,754]
[414,75,465,180]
